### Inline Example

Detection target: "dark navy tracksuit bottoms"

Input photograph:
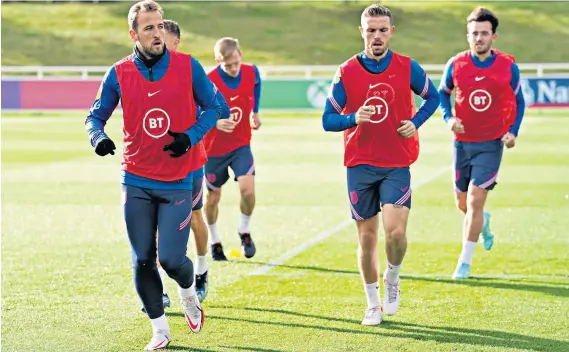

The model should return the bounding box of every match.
[122,184,194,319]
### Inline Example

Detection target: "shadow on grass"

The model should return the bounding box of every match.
[235,260,568,297]
[165,346,220,352]
[403,275,569,298]
[236,260,359,275]
[198,307,567,351]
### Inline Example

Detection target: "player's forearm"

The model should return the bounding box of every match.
[86,68,120,146]
[214,91,231,119]
[411,84,440,128]
[438,88,454,122]
[85,116,110,147]
[253,81,261,113]
[509,92,526,136]
[186,104,226,146]
[322,112,356,132]
[186,89,231,145]
[189,101,223,145]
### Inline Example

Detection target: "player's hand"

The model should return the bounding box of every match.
[163,130,191,158]
[95,137,116,156]
[217,118,237,133]
[251,113,262,130]
[355,106,373,125]
[397,120,417,139]
[448,117,465,134]
[501,132,516,149]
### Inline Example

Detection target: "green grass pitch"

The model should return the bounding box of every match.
[2,109,568,351]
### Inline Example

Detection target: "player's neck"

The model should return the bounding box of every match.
[219,66,240,80]
[364,48,389,62]
[471,49,493,62]
[134,44,165,68]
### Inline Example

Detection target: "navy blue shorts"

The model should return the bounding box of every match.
[205,145,255,190]
[453,139,503,193]
[192,167,204,211]
[347,165,412,220]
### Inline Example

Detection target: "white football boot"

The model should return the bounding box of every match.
[383,276,401,316]
[179,288,204,333]
[144,329,171,351]
[361,306,384,325]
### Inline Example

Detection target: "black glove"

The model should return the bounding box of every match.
[95,138,116,156]
[163,130,191,158]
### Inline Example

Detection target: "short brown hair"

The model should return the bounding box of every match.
[214,37,241,60]
[467,7,499,33]
[164,19,180,39]
[361,4,393,24]
[128,0,164,32]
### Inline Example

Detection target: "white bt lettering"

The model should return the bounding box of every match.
[468,89,492,112]
[148,117,165,129]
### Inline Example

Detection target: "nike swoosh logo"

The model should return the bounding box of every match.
[475,77,485,81]
[185,308,202,331]
[230,96,239,101]
[175,199,185,206]
[152,338,168,349]
[148,90,161,97]
[369,83,381,89]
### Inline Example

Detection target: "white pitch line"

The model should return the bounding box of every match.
[250,165,452,276]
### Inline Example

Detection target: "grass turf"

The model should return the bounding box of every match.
[1,109,568,351]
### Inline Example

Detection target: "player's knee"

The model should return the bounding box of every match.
[190,210,205,229]
[240,186,254,199]
[467,187,486,210]
[238,176,255,196]
[384,225,406,242]
[455,196,467,213]
[357,230,378,254]
[456,202,467,213]
[206,190,221,206]
[158,256,183,273]
[134,258,156,271]
[157,249,186,273]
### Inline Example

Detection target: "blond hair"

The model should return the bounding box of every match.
[214,37,241,60]
[128,0,164,31]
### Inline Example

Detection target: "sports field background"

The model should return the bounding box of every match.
[2,1,569,66]
[2,108,568,351]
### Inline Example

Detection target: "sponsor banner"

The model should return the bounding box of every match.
[520,78,569,107]
[20,80,101,110]
[1,80,21,109]
[2,77,568,110]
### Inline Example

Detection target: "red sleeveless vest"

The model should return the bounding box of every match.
[341,52,418,168]
[452,50,516,142]
[115,50,197,181]
[203,64,256,157]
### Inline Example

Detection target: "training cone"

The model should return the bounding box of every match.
[229,248,243,258]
